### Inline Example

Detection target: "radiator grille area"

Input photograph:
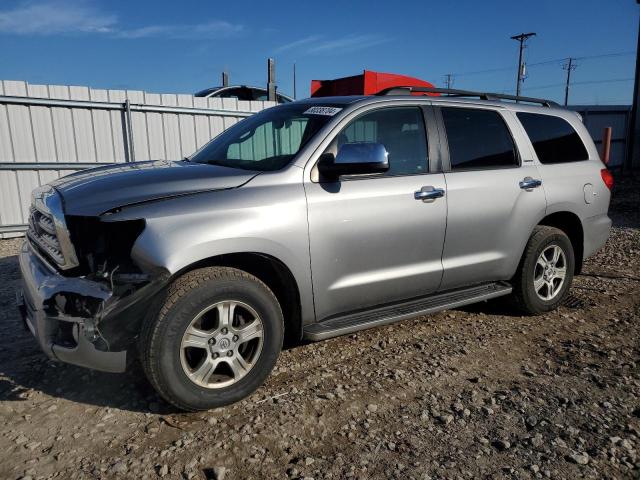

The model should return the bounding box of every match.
[27,207,65,266]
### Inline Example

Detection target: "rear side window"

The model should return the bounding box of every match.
[517,112,589,164]
[441,107,518,170]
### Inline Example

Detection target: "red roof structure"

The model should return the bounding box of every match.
[310,70,438,97]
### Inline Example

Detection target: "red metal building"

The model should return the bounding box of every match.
[311,70,438,97]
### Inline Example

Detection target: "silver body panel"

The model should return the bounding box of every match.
[305,173,447,320]
[439,165,547,289]
[20,94,612,341]
[108,167,317,324]
[436,107,547,288]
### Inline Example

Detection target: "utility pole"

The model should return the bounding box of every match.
[629,0,640,171]
[563,57,577,106]
[511,32,536,97]
[293,62,297,100]
[444,73,453,89]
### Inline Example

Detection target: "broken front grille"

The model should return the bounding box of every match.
[27,207,65,266]
[27,185,79,270]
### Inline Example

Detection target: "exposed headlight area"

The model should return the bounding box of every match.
[28,185,147,285]
[65,216,147,286]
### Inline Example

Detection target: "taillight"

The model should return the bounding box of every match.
[600,168,614,190]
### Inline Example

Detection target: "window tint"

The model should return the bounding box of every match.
[517,112,588,164]
[339,107,428,176]
[442,108,518,170]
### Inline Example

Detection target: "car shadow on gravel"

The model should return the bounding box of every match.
[455,290,587,316]
[453,296,523,316]
[0,353,183,414]
[0,253,181,414]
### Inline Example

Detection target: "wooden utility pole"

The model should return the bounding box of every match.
[511,32,536,96]
[444,74,453,89]
[563,58,577,106]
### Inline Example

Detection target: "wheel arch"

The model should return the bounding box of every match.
[537,211,584,274]
[171,252,303,345]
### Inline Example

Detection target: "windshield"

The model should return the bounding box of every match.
[189,103,342,171]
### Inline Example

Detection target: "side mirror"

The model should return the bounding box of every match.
[318,142,389,181]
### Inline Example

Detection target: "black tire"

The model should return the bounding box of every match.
[139,267,284,411]
[511,226,575,315]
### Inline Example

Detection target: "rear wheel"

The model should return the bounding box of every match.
[511,226,575,314]
[140,267,284,411]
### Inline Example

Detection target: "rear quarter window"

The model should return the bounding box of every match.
[517,112,589,164]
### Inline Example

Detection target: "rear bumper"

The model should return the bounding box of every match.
[582,213,612,260]
[17,241,127,373]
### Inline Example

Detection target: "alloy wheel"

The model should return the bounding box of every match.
[179,300,264,389]
[533,244,567,301]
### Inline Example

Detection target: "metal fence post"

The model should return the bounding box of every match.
[601,127,612,165]
[124,99,136,163]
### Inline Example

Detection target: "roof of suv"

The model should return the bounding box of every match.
[296,87,580,119]
[293,94,569,114]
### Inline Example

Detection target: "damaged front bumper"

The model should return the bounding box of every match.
[17,241,165,373]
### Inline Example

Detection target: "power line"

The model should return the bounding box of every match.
[527,51,636,67]
[522,77,635,92]
[568,77,634,86]
[440,50,636,78]
[574,50,637,61]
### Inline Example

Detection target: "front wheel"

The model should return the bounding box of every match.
[511,226,575,315]
[140,267,284,411]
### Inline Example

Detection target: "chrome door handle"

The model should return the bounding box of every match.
[519,177,542,190]
[414,187,445,201]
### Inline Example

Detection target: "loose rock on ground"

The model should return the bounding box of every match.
[0,177,639,479]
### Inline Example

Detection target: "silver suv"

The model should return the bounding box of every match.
[17,88,612,411]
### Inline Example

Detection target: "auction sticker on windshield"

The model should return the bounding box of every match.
[304,106,342,116]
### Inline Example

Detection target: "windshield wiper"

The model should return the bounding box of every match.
[204,160,230,167]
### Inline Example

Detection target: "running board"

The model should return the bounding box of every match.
[303,282,512,341]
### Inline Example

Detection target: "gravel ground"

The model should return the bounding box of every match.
[0,177,638,480]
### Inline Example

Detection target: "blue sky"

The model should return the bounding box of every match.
[0,0,638,105]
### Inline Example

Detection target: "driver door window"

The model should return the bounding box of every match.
[337,107,428,176]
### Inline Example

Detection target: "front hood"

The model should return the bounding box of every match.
[51,160,259,216]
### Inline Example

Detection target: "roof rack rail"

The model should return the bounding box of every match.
[376,86,559,107]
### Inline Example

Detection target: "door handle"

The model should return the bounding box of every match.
[519,177,542,190]
[414,186,445,201]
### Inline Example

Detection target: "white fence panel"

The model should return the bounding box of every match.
[0,80,275,237]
